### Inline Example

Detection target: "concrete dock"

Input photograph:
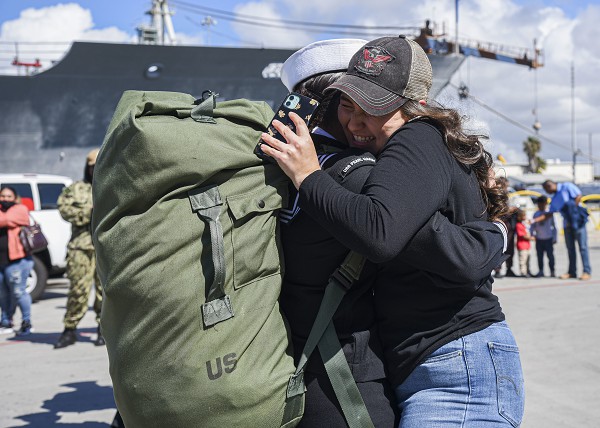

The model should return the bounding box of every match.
[1,229,599,427]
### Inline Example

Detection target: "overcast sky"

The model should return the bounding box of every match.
[1,0,599,173]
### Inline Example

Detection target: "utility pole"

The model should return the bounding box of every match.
[15,42,19,76]
[571,61,576,182]
[454,0,459,54]
[590,133,595,179]
[532,39,541,134]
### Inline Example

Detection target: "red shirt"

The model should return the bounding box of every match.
[516,222,531,251]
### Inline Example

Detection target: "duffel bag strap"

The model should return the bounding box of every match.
[188,186,234,327]
[286,273,346,397]
[319,322,374,428]
[287,251,373,428]
[191,90,218,124]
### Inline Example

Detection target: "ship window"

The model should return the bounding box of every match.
[145,63,163,79]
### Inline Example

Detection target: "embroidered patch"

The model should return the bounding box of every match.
[354,46,395,76]
[339,156,376,178]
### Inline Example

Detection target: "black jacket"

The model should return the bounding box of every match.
[298,120,505,386]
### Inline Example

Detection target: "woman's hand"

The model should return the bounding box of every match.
[259,112,321,189]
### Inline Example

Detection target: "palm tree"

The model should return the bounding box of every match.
[523,136,547,173]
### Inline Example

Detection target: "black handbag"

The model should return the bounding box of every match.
[19,217,49,254]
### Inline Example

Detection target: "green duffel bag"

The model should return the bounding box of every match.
[92,90,303,428]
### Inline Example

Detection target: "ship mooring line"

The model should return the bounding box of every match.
[448,82,600,163]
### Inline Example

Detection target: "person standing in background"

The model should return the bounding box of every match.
[515,209,532,277]
[494,177,518,278]
[533,180,590,281]
[0,186,34,336]
[531,196,556,277]
[54,149,104,349]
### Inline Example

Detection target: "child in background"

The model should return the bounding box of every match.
[531,196,556,277]
[516,209,532,277]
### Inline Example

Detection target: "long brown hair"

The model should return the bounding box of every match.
[399,100,509,220]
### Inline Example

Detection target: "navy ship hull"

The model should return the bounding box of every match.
[0,41,463,179]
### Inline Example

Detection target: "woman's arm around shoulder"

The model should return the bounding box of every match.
[300,121,454,263]
[0,204,30,228]
[401,213,507,284]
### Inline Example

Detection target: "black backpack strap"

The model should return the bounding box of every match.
[287,251,374,428]
[188,185,234,327]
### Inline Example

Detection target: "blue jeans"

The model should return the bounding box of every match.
[395,322,525,427]
[564,226,591,276]
[0,257,34,325]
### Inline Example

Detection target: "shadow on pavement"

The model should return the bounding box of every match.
[38,290,70,301]
[9,381,115,427]
[7,327,97,346]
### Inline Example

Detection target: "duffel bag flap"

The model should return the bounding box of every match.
[93,91,303,428]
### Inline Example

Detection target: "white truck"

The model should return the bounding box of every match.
[0,173,73,300]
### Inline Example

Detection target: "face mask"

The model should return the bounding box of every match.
[0,201,16,212]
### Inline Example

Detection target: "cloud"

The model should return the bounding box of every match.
[231,2,312,48]
[0,3,131,73]
[1,3,131,42]
[420,1,597,166]
[173,32,204,46]
[235,0,595,167]
[573,4,600,60]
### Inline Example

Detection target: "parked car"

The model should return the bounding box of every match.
[0,173,72,300]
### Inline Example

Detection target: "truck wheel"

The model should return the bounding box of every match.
[26,256,48,302]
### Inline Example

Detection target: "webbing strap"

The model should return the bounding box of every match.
[330,250,367,290]
[287,279,346,397]
[191,90,218,124]
[286,251,366,398]
[319,322,375,428]
[188,186,234,327]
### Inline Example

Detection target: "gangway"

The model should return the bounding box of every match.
[414,22,543,69]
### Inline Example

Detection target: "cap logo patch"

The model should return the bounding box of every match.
[354,46,395,76]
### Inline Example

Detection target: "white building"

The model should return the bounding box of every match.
[495,160,595,187]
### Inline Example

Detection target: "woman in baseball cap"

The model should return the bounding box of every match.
[261,35,524,427]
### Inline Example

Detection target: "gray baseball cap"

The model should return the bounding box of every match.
[326,35,432,116]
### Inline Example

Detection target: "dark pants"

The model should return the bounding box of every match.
[535,239,555,274]
[505,234,515,271]
[504,225,516,272]
[297,372,399,427]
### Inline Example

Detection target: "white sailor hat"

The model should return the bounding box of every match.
[280,38,368,92]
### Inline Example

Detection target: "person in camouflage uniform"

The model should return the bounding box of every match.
[54,149,104,349]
